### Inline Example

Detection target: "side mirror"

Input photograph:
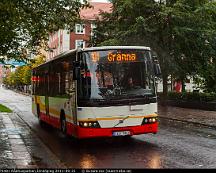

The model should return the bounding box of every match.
[73,61,81,80]
[153,60,161,76]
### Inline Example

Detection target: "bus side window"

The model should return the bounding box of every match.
[65,72,69,94]
[70,71,75,91]
[57,73,61,95]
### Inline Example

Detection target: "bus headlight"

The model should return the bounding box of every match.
[79,121,101,128]
[142,117,158,125]
[83,122,88,127]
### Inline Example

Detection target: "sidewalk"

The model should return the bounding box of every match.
[158,105,216,129]
[0,112,65,169]
[0,112,37,168]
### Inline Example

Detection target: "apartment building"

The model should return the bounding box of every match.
[47,1,112,61]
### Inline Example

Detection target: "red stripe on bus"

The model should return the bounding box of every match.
[75,123,158,139]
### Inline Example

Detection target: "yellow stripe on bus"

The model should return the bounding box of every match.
[49,108,73,121]
[78,113,158,122]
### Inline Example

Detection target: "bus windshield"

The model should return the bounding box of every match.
[78,49,155,103]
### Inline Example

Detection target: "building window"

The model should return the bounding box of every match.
[91,23,97,36]
[75,24,85,34]
[75,40,85,49]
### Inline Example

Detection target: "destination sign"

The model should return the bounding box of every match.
[107,53,137,62]
[90,51,138,63]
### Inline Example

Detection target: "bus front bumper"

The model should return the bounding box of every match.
[75,123,158,139]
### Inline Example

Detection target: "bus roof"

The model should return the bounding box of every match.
[80,46,151,52]
[33,46,151,70]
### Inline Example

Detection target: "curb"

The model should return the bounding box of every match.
[158,100,216,111]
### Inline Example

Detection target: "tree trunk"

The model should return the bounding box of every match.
[180,76,186,92]
[171,74,173,91]
[161,73,168,105]
[181,79,186,92]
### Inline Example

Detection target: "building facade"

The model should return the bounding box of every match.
[47,30,70,61]
[47,1,112,61]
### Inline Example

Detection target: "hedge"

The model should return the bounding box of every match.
[166,92,216,102]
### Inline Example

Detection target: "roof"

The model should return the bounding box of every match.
[80,2,112,20]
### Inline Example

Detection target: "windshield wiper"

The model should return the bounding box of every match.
[125,94,154,99]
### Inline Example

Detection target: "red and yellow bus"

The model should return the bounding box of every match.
[32,46,161,138]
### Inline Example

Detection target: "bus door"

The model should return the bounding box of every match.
[69,72,77,126]
[45,73,49,117]
[63,71,77,136]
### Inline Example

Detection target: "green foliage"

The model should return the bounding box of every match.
[167,91,216,102]
[3,72,16,87]
[30,55,46,68]
[0,104,12,113]
[3,54,45,87]
[22,66,31,85]
[94,0,216,93]
[0,0,89,62]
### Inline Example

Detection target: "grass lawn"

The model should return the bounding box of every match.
[0,104,12,113]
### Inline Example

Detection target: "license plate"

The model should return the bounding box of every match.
[112,131,130,136]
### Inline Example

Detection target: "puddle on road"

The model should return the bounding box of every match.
[80,154,97,169]
[8,134,21,139]
[0,128,22,134]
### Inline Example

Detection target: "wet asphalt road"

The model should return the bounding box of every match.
[0,87,216,168]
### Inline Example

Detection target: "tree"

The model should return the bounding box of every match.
[14,66,24,86]
[3,54,45,88]
[30,54,46,69]
[22,66,32,85]
[169,1,216,92]
[21,54,46,85]
[94,0,216,96]
[3,72,16,88]
[0,0,90,62]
